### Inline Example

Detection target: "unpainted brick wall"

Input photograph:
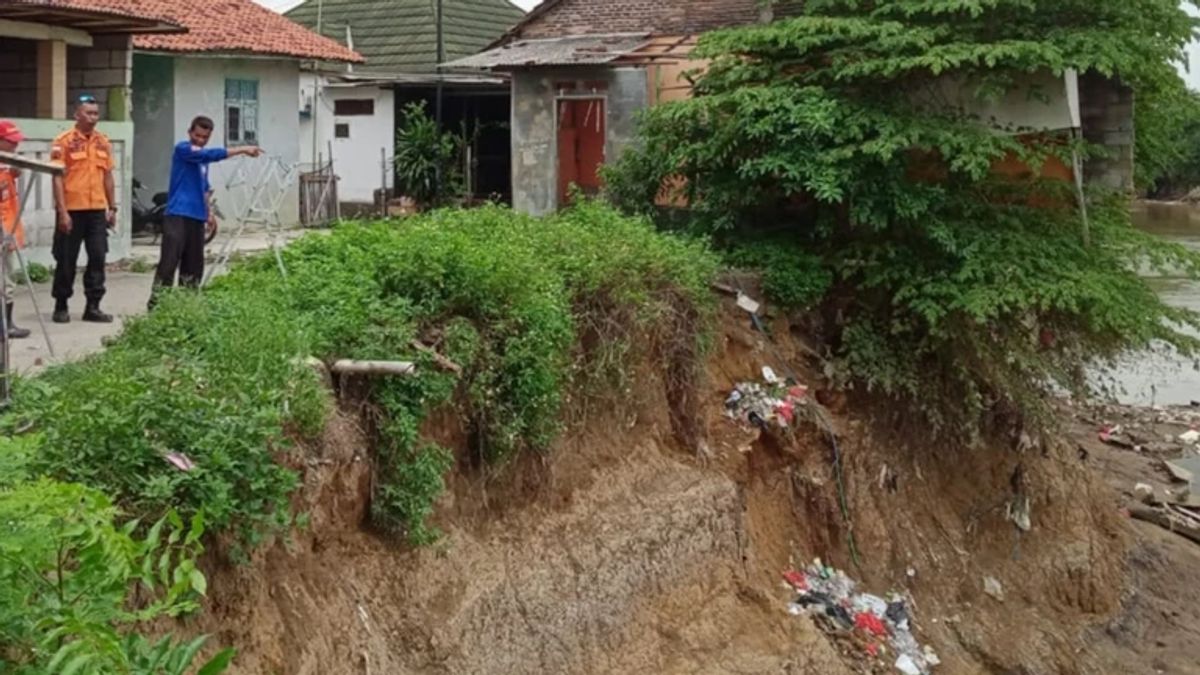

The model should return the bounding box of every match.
[0,34,132,120]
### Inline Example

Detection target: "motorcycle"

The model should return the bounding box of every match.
[131,178,167,242]
[132,178,219,245]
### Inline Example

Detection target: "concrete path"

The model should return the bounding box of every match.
[7,229,315,375]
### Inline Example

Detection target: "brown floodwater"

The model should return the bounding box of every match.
[1103,201,1200,405]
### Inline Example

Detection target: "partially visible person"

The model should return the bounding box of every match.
[50,94,115,324]
[0,120,30,339]
[148,115,262,308]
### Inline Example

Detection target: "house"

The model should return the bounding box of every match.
[449,0,1135,216]
[285,0,526,211]
[0,0,181,264]
[128,0,362,229]
[445,0,791,215]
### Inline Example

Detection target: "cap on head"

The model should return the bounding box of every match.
[0,120,24,144]
[77,93,97,106]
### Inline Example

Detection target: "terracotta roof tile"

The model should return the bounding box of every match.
[2,0,183,29]
[124,0,363,63]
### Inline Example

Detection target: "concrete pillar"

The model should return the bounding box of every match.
[36,39,66,119]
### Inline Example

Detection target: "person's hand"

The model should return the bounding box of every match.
[56,212,71,234]
[247,146,264,158]
[206,215,218,240]
[106,207,116,229]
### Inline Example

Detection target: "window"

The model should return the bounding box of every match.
[334,99,374,116]
[334,123,350,139]
[224,79,259,144]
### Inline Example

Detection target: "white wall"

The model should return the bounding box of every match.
[922,70,1078,134]
[299,73,395,205]
[9,119,134,266]
[172,57,301,226]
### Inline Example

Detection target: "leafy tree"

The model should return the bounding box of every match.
[606,0,1200,433]
[1137,74,1200,196]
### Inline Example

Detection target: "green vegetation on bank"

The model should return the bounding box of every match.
[606,0,1200,434]
[0,203,717,670]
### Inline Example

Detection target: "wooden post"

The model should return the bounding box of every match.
[36,40,67,120]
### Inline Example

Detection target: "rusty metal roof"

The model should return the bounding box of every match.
[443,33,650,70]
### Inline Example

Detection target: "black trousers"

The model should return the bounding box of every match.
[150,216,205,305]
[52,209,108,304]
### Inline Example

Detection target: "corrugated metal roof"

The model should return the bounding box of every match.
[444,33,650,70]
[286,0,525,75]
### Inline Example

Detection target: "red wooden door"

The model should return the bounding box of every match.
[557,98,606,206]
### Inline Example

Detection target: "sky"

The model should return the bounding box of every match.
[254,0,540,12]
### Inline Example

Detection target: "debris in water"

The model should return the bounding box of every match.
[784,559,937,673]
[983,576,1005,602]
[1180,429,1200,445]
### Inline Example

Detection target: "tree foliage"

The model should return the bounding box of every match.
[1137,74,1200,196]
[606,0,1200,433]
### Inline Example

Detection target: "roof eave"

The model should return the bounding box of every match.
[133,46,364,64]
[0,5,184,34]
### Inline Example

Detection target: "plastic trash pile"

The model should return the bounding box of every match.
[784,560,939,674]
[725,366,810,430]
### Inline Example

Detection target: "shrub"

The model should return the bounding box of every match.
[4,203,717,547]
[10,261,49,285]
[0,471,233,674]
[394,101,465,208]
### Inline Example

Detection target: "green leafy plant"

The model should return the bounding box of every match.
[3,202,715,548]
[1137,76,1200,196]
[605,0,1200,434]
[10,262,50,285]
[0,476,233,674]
[394,101,465,208]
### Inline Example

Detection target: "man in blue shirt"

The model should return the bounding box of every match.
[150,115,261,307]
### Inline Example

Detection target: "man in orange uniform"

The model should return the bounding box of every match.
[0,120,31,339]
[51,95,116,324]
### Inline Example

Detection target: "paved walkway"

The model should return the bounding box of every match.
[7,229,313,375]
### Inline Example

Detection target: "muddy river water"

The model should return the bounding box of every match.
[1107,201,1200,405]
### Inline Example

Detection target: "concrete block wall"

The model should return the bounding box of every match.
[0,35,132,121]
[511,66,648,216]
[0,38,40,118]
[68,34,133,121]
[1079,72,1135,192]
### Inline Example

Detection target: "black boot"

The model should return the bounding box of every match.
[52,300,69,324]
[82,302,113,324]
[5,304,29,339]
